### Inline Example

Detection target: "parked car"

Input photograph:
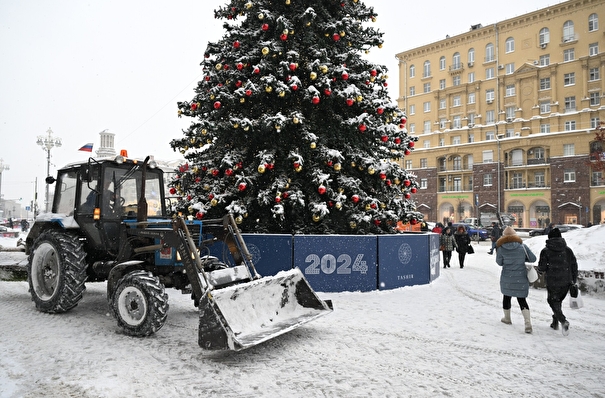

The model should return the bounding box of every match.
[452,223,489,241]
[529,224,582,237]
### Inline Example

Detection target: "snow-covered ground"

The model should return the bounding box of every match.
[0,226,604,397]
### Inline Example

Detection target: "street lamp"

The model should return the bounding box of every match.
[0,158,9,219]
[36,127,62,213]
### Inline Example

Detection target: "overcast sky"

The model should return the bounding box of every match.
[0,0,556,213]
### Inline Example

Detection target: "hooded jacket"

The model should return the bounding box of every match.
[495,234,537,298]
[537,237,578,288]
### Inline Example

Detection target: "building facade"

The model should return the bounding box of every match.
[395,0,605,228]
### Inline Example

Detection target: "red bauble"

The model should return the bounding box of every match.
[275,196,281,203]
[358,124,367,132]
[169,187,176,195]
[261,23,269,31]
[233,40,240,48]
[346,98,354,106]
[404,192,411,199]
[212,169,220,176]
[238,182,247,191]
[379,173,386,180]
[187,195,192,201]
[411,187,417,193]
[190,103,198,111]
[204,76,210,81]
[341,72,349,80]
[291,84,298,91]
[386,179,392,186]
[404,149,411,156]
[381,135,388,142]
[245,89,252,96]
[411,219,418,225]
[401,117,407,125]
[408,141,415,148]
[324,88,332,96]
[318,185,327,195]
[225,168,234,176]
[383,82,388,87]
[282,192,289,199]
[281,33,288,41]
[236,62,244,70]
[394,137,401,145]
[371,203,377,209]
[377,107,384,115]
[293,162,300,169]
[223,64,230,70]
[195,177,201,183]
[236,80,243,87]
[370,69,377,77]
[196,211,204,220]
[351,194,360,203]
[289,63,297,71]
[326,160,333,167]
[373,219,381,226]
[213,101,221,109]
[333,33,341,41]
[404,179,411,187]
[253,66,260,74]
[312,96,320,104]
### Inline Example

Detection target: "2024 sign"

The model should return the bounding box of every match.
[304,253,368,275]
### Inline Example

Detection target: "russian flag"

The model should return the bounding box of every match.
[79,143,94,152]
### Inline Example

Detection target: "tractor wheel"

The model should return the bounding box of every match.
[27,231,87,313]
[111,270,169,337]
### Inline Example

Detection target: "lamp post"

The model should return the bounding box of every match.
[36,128,62,213]
[0,158,9,219]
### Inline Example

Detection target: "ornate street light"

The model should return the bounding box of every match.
[36,128,62,213]
[0,158,9,219]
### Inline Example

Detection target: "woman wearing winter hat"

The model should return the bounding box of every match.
[495,226,537,333]
[537,228,578,336]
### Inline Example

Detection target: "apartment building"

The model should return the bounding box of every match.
[395,0,605,228]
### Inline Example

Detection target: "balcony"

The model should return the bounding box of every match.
[438,184,473,193]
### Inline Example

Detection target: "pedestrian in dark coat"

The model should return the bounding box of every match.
[495,226,537,333]
[488,222,502,255]
[537,228,578,336]
[439,227,457,268]
[454,225,471,268]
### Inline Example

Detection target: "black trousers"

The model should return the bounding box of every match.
[503,295,529,311]
[547,285,569,323]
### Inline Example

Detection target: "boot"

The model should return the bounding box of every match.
[550,315,559,330]
[522,309,532,333]
[501,309,512,325]
[562,320,570,336]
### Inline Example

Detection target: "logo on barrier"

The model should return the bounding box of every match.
[246,243,262,264]
[397,243,413,265]
[304,253,368,275]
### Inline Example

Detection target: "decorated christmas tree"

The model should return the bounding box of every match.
[169,0,422,234]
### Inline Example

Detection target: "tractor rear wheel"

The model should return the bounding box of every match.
[27,231,87,313]
[111,270,169,337]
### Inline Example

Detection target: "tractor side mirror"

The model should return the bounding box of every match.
[45,176,56,184]
[80,164,92,182]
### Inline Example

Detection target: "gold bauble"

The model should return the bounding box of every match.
[306,22,311,27]
[313,214,321,222]
[258,165,266,173]
[334,163,342,171]
[339,31,345,37]
[215,63,222,70]
[394,178,401,185]
[380,202,386,209]
[365,204,371,211]
[235,215,243,224]
[202,129,207,135]
[285,0,290,4]
[295,166,303,172]
[350,221,357,229]
[211,199,218,206]
[245,2,252,9]
[265,86,273,93]
[310,142,316,149]
[262,47,269,55]
[351,161,356,167]
[320,65,328,73]
[310,71,317,80]
[278,90,285,97]
[335,202,342,210]
[356,95,363,102]
[240,98,246,103]
[258,13,264,19]
[244,126,250,131]
[233,123,239,128]
[368,167,375,175]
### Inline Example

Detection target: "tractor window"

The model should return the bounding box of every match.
[105,166,165,218]
[54,171,78,216]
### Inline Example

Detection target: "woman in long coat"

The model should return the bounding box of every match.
[439,227,457,268]
[453,225,471,268]
[495,226,537,333]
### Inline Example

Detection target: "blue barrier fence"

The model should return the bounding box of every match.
[205,232,440,292]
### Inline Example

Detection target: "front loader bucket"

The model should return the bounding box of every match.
[198,267,333,351]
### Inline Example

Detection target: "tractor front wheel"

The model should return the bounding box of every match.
[111,270,169,337]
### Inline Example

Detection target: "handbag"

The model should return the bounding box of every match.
[439,245,445,251]
[467,245,474,254]
[569,283,578,298]
[522,245,538,283]
[569,289,584,309]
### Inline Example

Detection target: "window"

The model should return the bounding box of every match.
[453,136,461,145]
[589,67,600,81]
[505,84,515,97]
[588,13,598,32]
[452,75,461,86]
[539,28,550,45]
[539,77,551,90]
[563,48,575,62]
[439,99,446,109]
[563,20,575,42]
[452,52,461,69]
[439,79,446,90]
[468,48,475,64]
[540,123,551,133]
[468,133,475,143]
[505,128,514,138]
[439,138,445,147]
[592,171,603,186]
[439,118,447,129]
[452,95,461,107]
[440,56,446,70]
[505,37,515,53]
[423,60,431,77]
[563,144,576,156]
[591,117,601,129]
[405,160,413,169]
[539,54,550,66]
[505,106,515,120]
[505,63,515,75]
[564,169,576,182]
[485,43,495,62]
[565,120,577,131]
[512,172,523,188]
[423,140,430,148]
[589,43,599,56]
[423,82,431,93]
[590,92,601,106]
[409,123,416,133]
[564,72,575,86]
[486,67,494,79]
[483,173,493,186]
[409,65,415,78]
[453,157,462,171]
[409,104,415,115]
[482,150,494,163]
[468,72,475,83]
[423,121,431,133]
[564,96,576,112]
[534,148,545,160]
[420,178,428,189]
[468,113,475,125]
[468,93,476,104]
[486,89,495,102]
[535,172,545,188]
[420,158,427,168]
[467,155,473,168]
[453,116,461,129]
[486,110,495,124]
[486,131,495,140]
[540,101,551,114]
[423,101,431,112]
